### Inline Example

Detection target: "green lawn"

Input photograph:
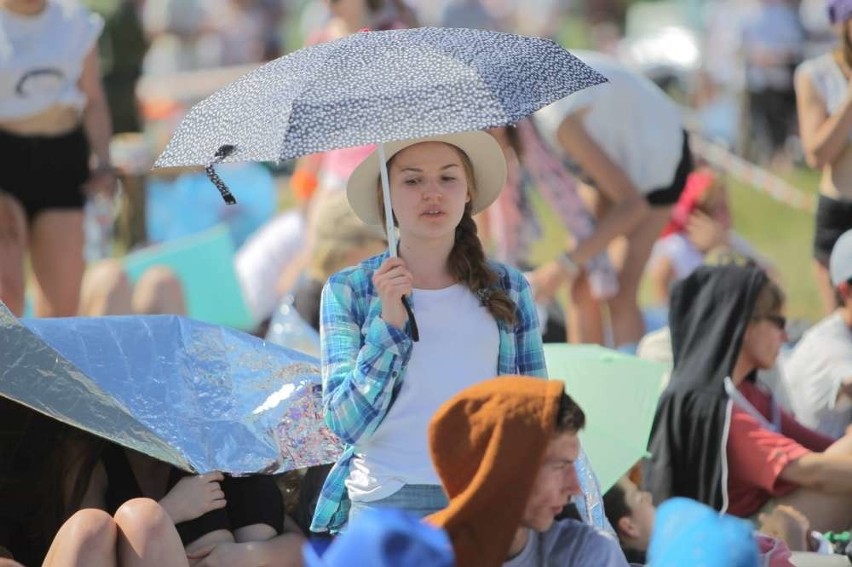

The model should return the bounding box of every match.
[726,172,821,323]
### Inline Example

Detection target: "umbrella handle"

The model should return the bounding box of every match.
[402,296,419,342]
[377,143,397,257]
[378,143,419,341]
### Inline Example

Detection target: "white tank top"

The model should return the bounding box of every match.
[0,2,103,121]
[796,53,850,133]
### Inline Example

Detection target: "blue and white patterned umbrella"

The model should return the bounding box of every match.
[154,27,606,171]
[154,27,606,339]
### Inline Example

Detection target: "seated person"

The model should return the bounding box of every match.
[647,263,852,533]
[648,167,773,306]
[289,190,386,333]
[426,376,628,567]
[41,498,189,567]
[604,476,655,564]
[784,229,852,439]
[44,429,303,567]
[77,260,187,317]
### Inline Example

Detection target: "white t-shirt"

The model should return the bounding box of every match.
[783,312,852,439]
[503,521,629,567]
[0,1,103,120]
[346,283,499,501]
[533,50,683,195]
[234,210,306,322]
[650,232,767,283]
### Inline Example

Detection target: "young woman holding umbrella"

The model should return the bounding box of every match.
[311,130,607,535]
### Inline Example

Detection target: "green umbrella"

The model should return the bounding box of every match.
[544,344,668,493]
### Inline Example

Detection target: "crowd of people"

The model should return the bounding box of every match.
[3,0,852,566]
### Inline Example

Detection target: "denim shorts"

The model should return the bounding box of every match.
[348,484,448,525]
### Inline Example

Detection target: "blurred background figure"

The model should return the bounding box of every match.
[83,0,147,134]
[648,166,774,307]
[739,0,805,170]
[0,0,115,318]
[795,0,852,316]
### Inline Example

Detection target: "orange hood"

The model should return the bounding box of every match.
[426,376,563,567]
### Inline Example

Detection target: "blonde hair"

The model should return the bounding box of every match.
[308,191,386,280]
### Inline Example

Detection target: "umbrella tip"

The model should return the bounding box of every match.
[215,144,237,159]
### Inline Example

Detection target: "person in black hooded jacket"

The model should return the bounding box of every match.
[646,263,852,534]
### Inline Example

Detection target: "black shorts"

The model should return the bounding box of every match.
[813,194,852,264]
[0,127,89,222]
[645,130,694,207]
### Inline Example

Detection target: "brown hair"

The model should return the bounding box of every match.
[379,144,517,326]
[751,278,785,320]
[554,392,586,434]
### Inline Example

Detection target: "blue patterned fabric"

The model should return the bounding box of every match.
[310,251,608,534]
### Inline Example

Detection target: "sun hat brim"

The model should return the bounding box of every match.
[346,130,507,226]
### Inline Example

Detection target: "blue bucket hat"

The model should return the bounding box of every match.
[303,508,454,567]
[648,498,759,567]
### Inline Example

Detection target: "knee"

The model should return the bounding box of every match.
[609,280,641,310]
[114,498,175,540]
[0,193,26,245]
[78,259,133,316]
[132,266,186,315]
[568,276,594,305]
[57,508,117,553]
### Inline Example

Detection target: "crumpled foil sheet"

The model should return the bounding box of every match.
[0,302,341,474]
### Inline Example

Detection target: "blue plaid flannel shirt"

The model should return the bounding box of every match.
[310,251,608,533]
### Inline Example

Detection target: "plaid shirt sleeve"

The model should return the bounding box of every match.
[319,268,412,446]
[508,266,548,378]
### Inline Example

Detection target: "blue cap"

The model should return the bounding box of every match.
[303,508,454,567]
[648,498,759,567]
[830,229,852,287]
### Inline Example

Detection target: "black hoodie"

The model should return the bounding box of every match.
[645,264,768,511]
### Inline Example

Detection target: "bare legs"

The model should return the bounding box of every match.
[78,261,186,317]
[41,499,188,567]
[607,205,673,348]
[30,210,86,317]
[564,196,672,348]
[0,193,26,315]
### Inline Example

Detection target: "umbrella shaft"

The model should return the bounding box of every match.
[378,143,398,257]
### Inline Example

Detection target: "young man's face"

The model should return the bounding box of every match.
[521,431,581,532]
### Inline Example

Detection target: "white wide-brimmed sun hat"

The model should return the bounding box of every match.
[345,130,507,226]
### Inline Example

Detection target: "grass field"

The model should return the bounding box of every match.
[525,167,825,325]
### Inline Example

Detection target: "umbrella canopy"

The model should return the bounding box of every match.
[544,343,667,492]
[0,302,342,474]
[154,27,606,169]
[154,27,605,340]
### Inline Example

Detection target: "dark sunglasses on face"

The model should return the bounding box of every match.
[757,315,787,331]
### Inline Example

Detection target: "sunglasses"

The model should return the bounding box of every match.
[757,315,787,331]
